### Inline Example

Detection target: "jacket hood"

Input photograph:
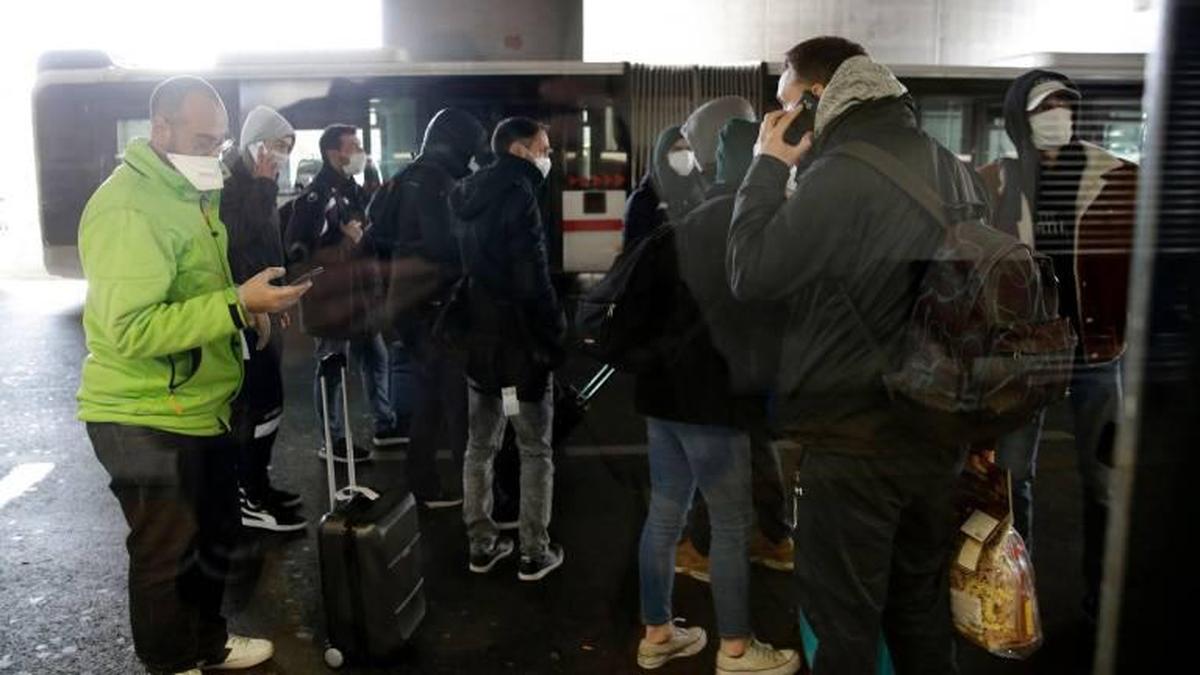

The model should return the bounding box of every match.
[123,138,210,199]
[715,118,758,187]
[1003,69,1079,154]
[451,153,542,220]
[997,69,1082,227]
[650,125,706,221]
[681,96,756,170]
[814,55,908,138]
[239,106,294,159]
[421,108,487,178]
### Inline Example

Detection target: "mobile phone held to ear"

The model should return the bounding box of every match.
[286,266,325,286]
[783,91,820,146]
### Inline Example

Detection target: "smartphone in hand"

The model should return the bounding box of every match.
[783,91,820,145]
[285,266,325,286]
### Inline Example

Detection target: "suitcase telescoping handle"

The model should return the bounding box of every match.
[318,353,380,510]
[578,364,616,403]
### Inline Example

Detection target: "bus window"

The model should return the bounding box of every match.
[370,97,418,179]
[980,103,1016,164]
[115,119,150,161]
[918,98,970,161]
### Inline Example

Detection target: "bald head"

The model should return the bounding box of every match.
[149,76,229,158]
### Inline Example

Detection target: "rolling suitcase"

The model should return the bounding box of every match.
[316,353,426,669]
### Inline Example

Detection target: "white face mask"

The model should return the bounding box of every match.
[533,155,552,178]
[667,149,696,177]
[167,153,225,192]
[1030,108,1073,150]
[344,151,367,176]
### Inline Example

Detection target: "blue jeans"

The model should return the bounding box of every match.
[313,335,395,442]
[640,417,752,639]
[997,359,1120,598]
[388,340,416,433]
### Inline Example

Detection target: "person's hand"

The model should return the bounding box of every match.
[237,267,311,315]
[756,108,814,168]
[280,311,292,330]
[340,219,364,245]
[251,313,271,350]
[251,144,278,180]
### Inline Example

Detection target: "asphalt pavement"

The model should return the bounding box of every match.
[0,278,1099,674]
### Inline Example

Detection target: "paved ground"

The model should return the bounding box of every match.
[0,278,1100,674]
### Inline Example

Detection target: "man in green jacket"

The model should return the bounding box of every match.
[78,76,310,675]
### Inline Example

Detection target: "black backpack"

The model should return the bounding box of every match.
[368,166,449,333]
[575,224,699,372]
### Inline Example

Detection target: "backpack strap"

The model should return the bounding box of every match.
[832,140,951,229]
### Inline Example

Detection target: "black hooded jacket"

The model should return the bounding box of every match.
[450,153,566,395]
[994,70,1083,231]
[372,108,486,267]
[635,118,779,428]
[221,155,284,285]
[623,125,706,248]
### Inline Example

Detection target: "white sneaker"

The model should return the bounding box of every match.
[637,620,708,669]
[202,635,274,670]
[716,637,801,675]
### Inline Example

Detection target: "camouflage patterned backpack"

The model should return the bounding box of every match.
[835,141,1077,446]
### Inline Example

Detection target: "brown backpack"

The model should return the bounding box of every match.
[835,141,1077,446]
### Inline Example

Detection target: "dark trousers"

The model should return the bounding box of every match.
[691,425,789,554]
[405,324,469,499]
[232,327,284,501]
[794,447,963,675]
[87,423,240,674]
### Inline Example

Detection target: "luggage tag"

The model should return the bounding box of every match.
[502,387,520,417]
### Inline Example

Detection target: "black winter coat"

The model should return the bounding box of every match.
[284,164,380,339]
[450,154,566,398]
[727,96,987,454]
[220,157,284,284]
[635,186,780,429]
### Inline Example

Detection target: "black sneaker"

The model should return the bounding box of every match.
[420,489,464,510]
[240,491,308,533]
[518,543,564,582]
[265,485,302,509]
[372,426,410,447]
[317,438,373,464]
[469,537,515,574]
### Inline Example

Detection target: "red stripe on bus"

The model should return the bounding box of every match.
[562,219,623,232]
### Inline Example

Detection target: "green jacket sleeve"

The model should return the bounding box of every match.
[82,208,246,359]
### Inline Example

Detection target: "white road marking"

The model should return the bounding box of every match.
[0,462,54,510]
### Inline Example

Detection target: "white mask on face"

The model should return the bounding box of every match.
[533,155,552,178]
[345,151,367,176]
[168,153,225,191]
[1030,108,1073,150]
[667,149,696,177]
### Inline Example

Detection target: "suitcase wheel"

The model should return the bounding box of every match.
[324,646,345,669]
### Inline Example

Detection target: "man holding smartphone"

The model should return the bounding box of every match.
[727,37,986,674]
[78,76,310,674]
[220,105,307,533]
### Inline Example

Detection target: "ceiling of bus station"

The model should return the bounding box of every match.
[383,0,1157,66]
